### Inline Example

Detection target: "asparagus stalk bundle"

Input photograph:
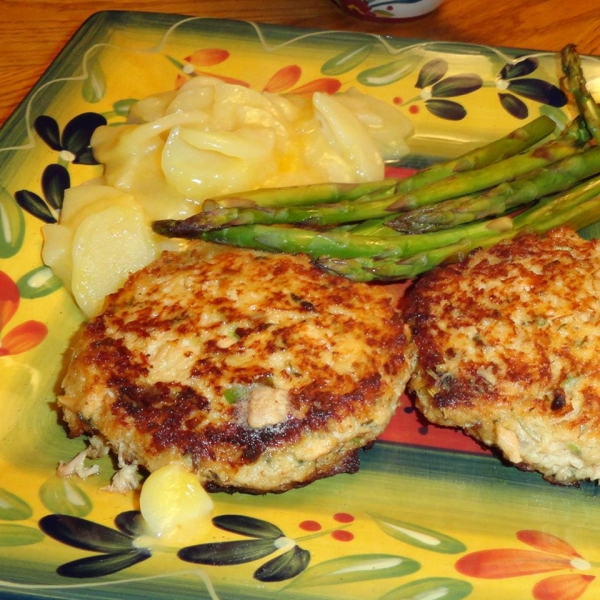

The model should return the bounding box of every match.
[152,44,600,283]
[387,141,600,233]
[318,177,600,281]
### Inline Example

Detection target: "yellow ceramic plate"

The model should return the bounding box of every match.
[2,11,600,600]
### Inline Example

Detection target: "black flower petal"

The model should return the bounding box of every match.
[498,92,529,119]
[57,548,151,578]
[61,112,107,160]
[39,515,135,553]
[499,57,539,80]
[115,511,146,537]
[34,116,62,151]
[424,99,467,120]
[178,538,279,565]
[431,74,483,98]
[212,515,284,539]
[74,147,100,166]
[416,58,448,89]
[14,189,57,223]
[41,164,70,210]
[254,546,310,583]
[506,78,567,107]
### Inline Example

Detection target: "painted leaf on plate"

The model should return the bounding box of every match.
[0,187,25,258]
[357,56,421,87]
[17,266,62,299]
[380,576,474,600]
[321,44,374,76]
[0,524,45,547]
[370,514,467,553]
[0,489,32,521]
[286,553,421,589]
[113,98,138,117]
[39,477,93,518]
[82,57,107,103]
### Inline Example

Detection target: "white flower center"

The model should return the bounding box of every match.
[570,557,591,570]
[59,149,77,163]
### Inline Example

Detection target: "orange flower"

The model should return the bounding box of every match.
[455,530,596,600]
[0,271,47,357]
[263,65,302,93]
[183,48,230,67]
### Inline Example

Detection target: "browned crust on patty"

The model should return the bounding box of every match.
[59,243,415,493]
[405,227,600,483]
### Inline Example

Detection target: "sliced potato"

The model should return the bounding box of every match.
[71,203,157,317]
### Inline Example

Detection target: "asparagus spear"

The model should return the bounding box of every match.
[196,216,512,260]
[385,117,590,212]
[387,141,600,233]
[317,176,600,282]
[205,179,400,209]
[561,44,600,145]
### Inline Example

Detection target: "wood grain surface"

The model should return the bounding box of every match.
[0,0,599,127]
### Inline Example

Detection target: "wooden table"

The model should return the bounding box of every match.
[1,0,599,128]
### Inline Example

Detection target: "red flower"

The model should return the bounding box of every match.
[456,530,596,600]
[0,271,47,357]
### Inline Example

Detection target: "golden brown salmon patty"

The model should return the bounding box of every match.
[59,243,415,494]
[405,227,600,484]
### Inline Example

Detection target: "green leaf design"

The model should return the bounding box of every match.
[380,576,473,600]
[0,489,33,520]
[39,476,93,517]
[370,514,467,554]
[0,524,44,547]
[17,266,62,299]
[82,59,106,103]
[321,45,374,76]
[0,187,25,258]
[113,98,138,117]
[357,56,421,87]
[286,553,420,589]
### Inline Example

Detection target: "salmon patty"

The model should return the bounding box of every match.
[405,227,600,484]
[59,243,415,494]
